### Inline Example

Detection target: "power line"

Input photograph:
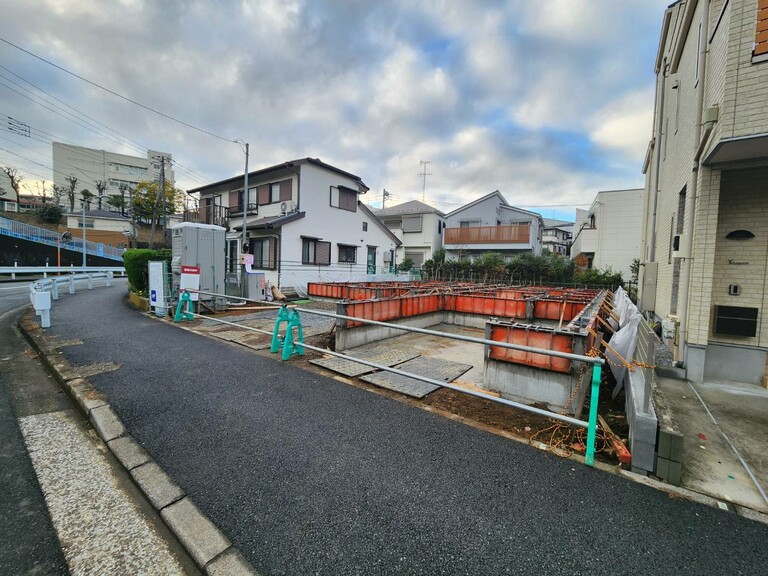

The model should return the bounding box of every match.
[0,36,235,143]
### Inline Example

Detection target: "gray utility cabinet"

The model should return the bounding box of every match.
[171,222,226,302]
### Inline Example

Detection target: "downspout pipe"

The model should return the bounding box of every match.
[677,0,710,366]
[649,57,667,262]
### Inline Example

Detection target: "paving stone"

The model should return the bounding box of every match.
[206,548,260,576]
[108,435,152,471]
[130,462,185,510]
[161,497,231,568]
[360,356,472,399]
[89,404,125,442]
[311,349,420,377]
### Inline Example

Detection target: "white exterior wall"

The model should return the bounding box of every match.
[593,190,644,278]
[398,211,444,265]
[445,195,505,227]
[52,143,174,211]
[65,215,132,233]
[278,163,396,291]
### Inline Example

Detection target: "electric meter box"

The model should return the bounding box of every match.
[171,222,226,302]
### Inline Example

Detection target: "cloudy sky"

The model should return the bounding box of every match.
[0,0,669,221]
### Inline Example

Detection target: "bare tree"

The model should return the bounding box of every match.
[65,175,78,211]
[1,166,23,199]
[52,184,66,206]
[34,181,50,204]
[94,180,107,210]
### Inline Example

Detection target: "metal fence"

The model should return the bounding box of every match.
[0,215,125,261]
[29,271,120,328]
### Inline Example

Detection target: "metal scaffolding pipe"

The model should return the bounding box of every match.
[295,307,603,365]
[294,339,589,428]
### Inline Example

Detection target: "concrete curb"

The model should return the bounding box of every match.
[18,312,261,576]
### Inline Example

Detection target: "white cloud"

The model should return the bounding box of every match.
[589,88,655,160]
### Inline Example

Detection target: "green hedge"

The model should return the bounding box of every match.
[123,248,172,295]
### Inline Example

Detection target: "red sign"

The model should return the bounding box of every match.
[181,265,200,274]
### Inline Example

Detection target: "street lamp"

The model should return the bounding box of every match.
[81,200,87,269]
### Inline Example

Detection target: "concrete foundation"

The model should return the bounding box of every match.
[685,341,767,385]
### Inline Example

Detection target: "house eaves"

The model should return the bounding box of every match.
[188,157,369,196]
[445,190,510,217]
[231,211,306,232]
[670,0,698,74]
[374,199,446,218]
[360,202,402,246]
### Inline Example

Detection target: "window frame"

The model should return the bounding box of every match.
[337,243,357,264]
[302,237,331,266]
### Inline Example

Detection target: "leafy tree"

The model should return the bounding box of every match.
[106,193,128,214]
[80,189,94,210]
[131,180,184,225]
[398,258,414,272]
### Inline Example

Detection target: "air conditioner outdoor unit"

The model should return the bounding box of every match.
[280,200,296,214]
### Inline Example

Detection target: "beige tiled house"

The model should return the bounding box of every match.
[640,0,768,383]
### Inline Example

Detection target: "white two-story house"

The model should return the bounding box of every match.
[187,158,400,293]
[374,200,446,269]
[443,191,543,261]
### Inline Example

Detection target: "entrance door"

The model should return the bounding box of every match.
[367,247,376,274]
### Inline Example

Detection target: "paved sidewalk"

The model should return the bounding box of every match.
[41,286,768,575]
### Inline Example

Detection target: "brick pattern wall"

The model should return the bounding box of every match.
[711,168,768,346]
[722,0,768,138]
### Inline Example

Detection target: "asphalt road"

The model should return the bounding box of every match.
[45,285,768,575]
[0,283,69,575]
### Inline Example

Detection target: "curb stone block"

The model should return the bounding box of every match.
[130,462,185,509]
[89,404,126,442]
[72,386,107,412]
[206,548,260,576]
[161,497,231,568]
[108,436,152,471]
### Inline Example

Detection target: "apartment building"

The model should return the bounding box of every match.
[640,0,768,383]
[52,143,174,212]
[570,189,643,279]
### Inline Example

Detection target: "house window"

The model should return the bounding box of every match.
[252,237,277,270]
[459,220,480,227]
[302,237,331,265]
[338,244,357,264]
[402,215,422,233]
[362,222,368,232]
[270,183,280,203]
[330,185,358,212]
[755,1,768,57]
[227,239,239,273]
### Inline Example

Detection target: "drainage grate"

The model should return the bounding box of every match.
[360,356,473,398]
[311,349,420,377]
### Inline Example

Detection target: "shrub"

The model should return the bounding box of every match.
[123,248,172,295]
[37,204,62,224]
[573,267,623,287]
[398,258,414,272]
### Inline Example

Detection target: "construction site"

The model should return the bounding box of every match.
[180,279,639,470]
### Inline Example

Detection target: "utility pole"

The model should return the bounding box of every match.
[160,156,166,241]
[241,143,249,298]
[149,155,163,248]
[418,160,431,202]
[382,188,390,209]
[81,199,87,268]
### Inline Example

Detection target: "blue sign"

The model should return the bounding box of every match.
[150,289,157,304]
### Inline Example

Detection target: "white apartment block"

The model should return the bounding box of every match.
[52,143,174,212]
[570,189,643,279]
[375,200,446,268]
[640,0,768,384]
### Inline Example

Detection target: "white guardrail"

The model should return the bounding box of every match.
[23,269,126,328]
[0,265,126,279]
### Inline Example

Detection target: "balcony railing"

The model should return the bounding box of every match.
[228,203,259,217]
[444,223,531,245]
[184,204,230,227]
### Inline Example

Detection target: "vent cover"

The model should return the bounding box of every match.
[713,306,758,337]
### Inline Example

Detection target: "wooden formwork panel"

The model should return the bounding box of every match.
[488,324,574,373]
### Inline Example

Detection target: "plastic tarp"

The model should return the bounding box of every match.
[608,311,643,399]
